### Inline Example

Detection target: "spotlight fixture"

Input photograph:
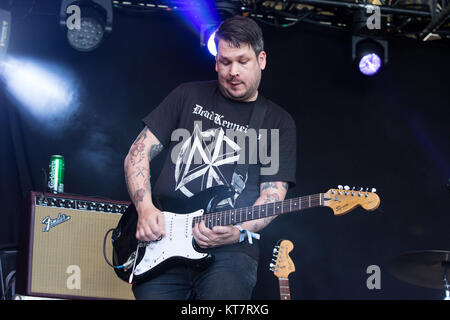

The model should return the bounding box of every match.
[352,36,388,76]
[200,1,241,56]
[0,9,11,63]
[351,6,388,76]
[201,24,218,56]
[60,0,113,52]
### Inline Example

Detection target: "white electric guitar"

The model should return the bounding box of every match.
[111,185,380,284]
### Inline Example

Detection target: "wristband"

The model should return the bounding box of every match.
[234,225,260,244]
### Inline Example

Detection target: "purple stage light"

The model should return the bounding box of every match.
[358,53,382,76]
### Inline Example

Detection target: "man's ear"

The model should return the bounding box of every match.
[258,51,267,70]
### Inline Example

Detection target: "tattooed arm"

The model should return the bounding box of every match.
[239,181,289,234]
[124,127,164,242]
[193,181,289,248]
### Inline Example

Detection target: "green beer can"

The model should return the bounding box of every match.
[48,155,65,194]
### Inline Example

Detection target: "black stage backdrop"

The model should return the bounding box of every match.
[0,6,449,300]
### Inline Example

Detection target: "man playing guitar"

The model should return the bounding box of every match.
[124,15,297,300]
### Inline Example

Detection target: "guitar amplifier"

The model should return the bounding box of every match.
[16,191,135,300]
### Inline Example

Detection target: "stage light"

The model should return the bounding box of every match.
[60,0,113,52]
[207,31,217,56]
[359,53,382,76]
[352,36,388,76]
[0,9,11,63]
[199,1,241,56]
[201,24,218,56]
[2,56,79,122]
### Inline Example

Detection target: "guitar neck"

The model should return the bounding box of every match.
[278,278,291,300]
[193,193,324,228]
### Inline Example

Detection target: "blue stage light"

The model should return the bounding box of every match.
[2,56,79,122]
[352,36,388,76]
[359,53,382,76]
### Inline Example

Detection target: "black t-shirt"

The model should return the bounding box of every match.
[142,80,296,260]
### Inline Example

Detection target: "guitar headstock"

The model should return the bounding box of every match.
[323,185,380,216]
[270,239,295,279]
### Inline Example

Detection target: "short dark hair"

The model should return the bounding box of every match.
[214,15,264,56]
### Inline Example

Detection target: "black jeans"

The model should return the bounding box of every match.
[132,251,258,300]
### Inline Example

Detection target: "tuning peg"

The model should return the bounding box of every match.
[371,188,377,193]
[269,263,275,268]
[273,248,278,254]
[344,185,350,191]
[338,185,343,190]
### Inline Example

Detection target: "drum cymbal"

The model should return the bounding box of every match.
[388,250,450,289]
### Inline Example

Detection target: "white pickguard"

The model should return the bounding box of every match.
[133,209,207,276]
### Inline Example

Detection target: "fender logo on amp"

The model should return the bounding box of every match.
[41,213,71,232]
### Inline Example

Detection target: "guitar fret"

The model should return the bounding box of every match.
[198,193,323,228]
[278,278,291,300]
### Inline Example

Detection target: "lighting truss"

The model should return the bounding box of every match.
[111,0,450,42]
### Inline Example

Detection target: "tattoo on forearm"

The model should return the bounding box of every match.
[129,142,145,166]
[251,216,276,233]
[149,143,163,160]
[125,130,157,205]
[135,166,146,178]
[263,193,280,203]
[261,182,278,191]
[133,129,147,145]
[144,177,151,192]
[264,216,276,226]
[133,188,146,203]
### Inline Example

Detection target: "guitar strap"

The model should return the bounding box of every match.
[230,96,268,204]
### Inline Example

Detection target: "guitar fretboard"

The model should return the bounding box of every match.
[278,278,291,300]
[192,193,323,228]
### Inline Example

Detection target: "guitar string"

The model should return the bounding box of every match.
[196,194,323,224]
[192,193,324,226]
